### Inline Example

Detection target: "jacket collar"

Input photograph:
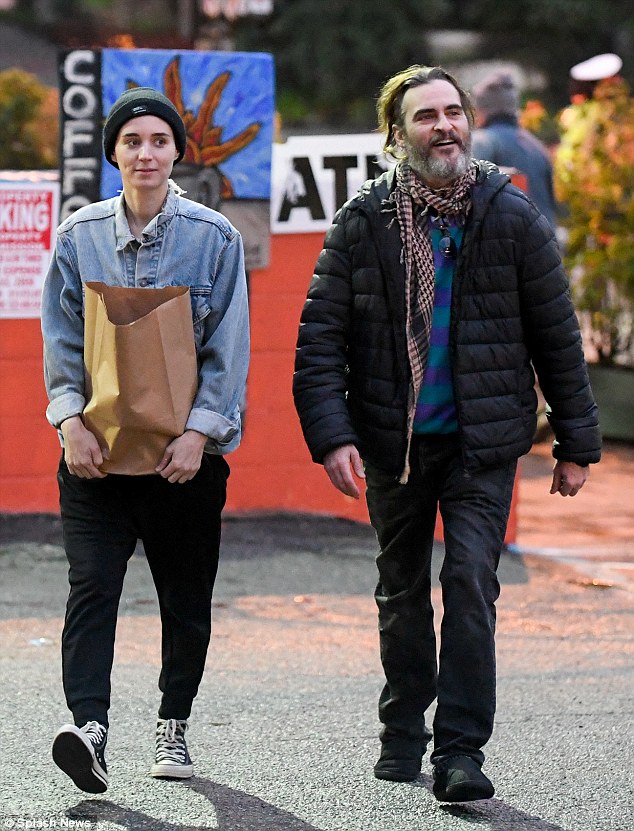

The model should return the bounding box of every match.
[115,184,179,250]
[346,161,510,366]
[352,160,509,218]
[470,161,510,220]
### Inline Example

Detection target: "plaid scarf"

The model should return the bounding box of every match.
[394,160,478,480]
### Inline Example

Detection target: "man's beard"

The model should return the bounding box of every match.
[403,131,472,185]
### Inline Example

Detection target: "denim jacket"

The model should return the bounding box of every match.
[41,182,250,455]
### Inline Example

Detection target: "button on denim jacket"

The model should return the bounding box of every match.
[41,182,249,455]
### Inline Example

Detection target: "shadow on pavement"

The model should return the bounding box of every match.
[70,777,324,830]
[414,774,567,830]
[69,777,571,831]
[440,802,567,830]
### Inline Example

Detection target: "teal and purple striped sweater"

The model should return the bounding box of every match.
[413,217,463,435]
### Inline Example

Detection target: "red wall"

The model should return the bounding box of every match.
[0,317,61,511]
[0,232,369,521]
[226,232,370,522]
[0,231,517,540]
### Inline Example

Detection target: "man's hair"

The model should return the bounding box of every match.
[472,71,519,120]
[376,65,475,158]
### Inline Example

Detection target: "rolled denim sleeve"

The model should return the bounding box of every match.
[186,230,250,454]
[41,234,87,429]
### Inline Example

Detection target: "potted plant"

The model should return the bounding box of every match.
[554,76,634,440]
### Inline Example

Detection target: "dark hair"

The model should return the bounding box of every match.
[376,65,475,158]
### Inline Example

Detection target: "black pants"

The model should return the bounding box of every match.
[365,435,516,766]
[57,453,229,728]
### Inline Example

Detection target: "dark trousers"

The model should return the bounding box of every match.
[57,453,229,728]
[365,435,516,766]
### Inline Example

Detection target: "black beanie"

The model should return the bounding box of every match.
[103,87,188,168]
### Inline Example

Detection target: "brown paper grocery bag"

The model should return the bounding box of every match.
[83,281,198,475]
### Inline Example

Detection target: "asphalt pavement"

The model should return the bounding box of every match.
[1,445,633,831]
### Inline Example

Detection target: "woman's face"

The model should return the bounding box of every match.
[111,115,179,194]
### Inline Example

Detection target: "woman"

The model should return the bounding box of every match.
[42,87,249,793]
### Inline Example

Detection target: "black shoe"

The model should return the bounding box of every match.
[52,721,108,793]
[432,755,494,802]
[374,736,427,782]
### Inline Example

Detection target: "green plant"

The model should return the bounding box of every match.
[554,77,634,366]
[0,68,58,169]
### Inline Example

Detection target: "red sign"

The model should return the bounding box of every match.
[0,181,60,319]
[0,188,54,248]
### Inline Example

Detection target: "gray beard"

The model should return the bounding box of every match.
[404,135,472,185]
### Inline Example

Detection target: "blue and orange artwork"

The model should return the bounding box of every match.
[58,46,275,268]
[100,48,274,204]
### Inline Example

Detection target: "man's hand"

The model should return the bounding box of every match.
[156,430,208,484]
[323,444,365,499]
[550,460,589,497]
[61,415,108,479]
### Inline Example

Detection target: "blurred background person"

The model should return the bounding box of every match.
[471,70,558,229]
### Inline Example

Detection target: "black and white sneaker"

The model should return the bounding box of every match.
[150,718,193,779]
[52,721,108,793]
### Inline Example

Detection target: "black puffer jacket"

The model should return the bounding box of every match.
[293,165,601,475]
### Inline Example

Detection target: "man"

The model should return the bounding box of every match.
[41,88,249,793]
[293,66,600,802]
[471,70,558,228]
